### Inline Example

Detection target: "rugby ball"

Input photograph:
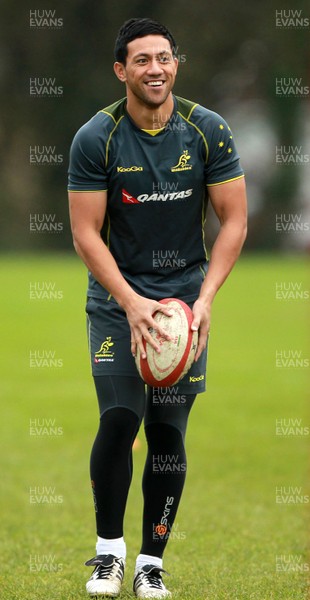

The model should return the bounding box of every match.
[135,298,198,387]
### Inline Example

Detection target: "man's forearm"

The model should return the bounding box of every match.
[73,230,174,356]
[199,220,247,305]
[73,230,137,310]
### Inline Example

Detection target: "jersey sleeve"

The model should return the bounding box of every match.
[204,112,244,186]
[68,116,108,192]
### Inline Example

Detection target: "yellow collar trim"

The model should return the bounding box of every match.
[141,127,165,136]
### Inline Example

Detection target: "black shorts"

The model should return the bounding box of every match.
[86,296,208,394]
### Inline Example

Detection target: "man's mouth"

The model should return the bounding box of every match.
[145,80,164,87]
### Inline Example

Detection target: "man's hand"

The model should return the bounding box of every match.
[69,191,173,355]
[191,298,211,361]
[125,295,173,359]
[190,178,247,362]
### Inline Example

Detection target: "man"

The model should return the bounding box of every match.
[68,17,247,599]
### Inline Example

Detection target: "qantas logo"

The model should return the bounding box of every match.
[122,188,193,204]
[122,190,140,204]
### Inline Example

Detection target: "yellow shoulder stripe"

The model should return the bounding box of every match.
[207,175,245,187]
[105,115,124,167]
[100,109,117,125]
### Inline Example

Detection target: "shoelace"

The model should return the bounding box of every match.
[95,561,118,580]
[143,571,164,590]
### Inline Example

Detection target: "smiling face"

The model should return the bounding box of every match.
[114,34,178,110]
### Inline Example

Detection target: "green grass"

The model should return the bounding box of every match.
[0,253,309,599]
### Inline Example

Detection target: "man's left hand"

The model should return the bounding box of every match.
[191,298,211,361]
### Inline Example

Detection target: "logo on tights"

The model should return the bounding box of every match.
[154,496,174,538]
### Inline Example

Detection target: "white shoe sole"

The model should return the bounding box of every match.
[86,580,121,597]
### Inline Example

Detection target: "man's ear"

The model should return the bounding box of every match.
[114,62,126,82]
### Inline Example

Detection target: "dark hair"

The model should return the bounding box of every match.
[114,18,177,64]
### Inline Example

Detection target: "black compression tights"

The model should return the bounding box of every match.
[90,376,196,558]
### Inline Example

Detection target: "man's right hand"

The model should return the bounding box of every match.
[124,294,173,359]
[69,191,173,358]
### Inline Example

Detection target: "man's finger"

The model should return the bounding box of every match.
[131,339,137,358]
[195,338,206,361]
[135,335,147,359]
[194,328,209,361]
[135,324,164,355]
[144,327,162,352]
[150,318,172,341]
[153,306,174,338]
[156,304,174,318]
[191,318,200,331]
[150,306,173,341]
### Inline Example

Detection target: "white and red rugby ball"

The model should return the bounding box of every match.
[135,298,198,387]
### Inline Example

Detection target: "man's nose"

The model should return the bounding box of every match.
[146,58,164,76]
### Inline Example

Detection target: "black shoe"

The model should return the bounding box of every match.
[85,554,125,597]
[133,564,171,598]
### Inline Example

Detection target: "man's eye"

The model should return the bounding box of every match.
[159,56,170,63]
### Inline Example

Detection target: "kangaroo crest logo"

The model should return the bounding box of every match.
[94,336,114,362]
[171,150,192,172]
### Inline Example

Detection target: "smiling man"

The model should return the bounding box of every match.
[68,17,247,599]
[114,39,175,111]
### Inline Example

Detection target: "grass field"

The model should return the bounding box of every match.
[0,253,309,600]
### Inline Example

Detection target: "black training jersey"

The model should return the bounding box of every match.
[68,95,244,302]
